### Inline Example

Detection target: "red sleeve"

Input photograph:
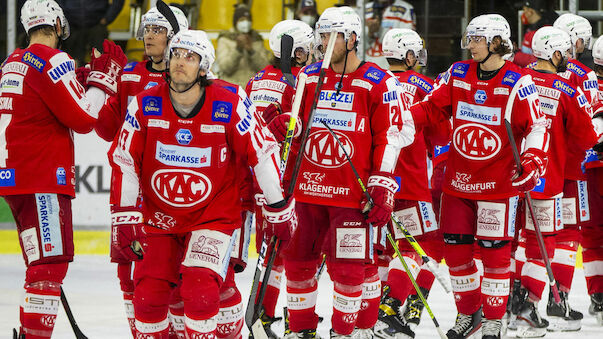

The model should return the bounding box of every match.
[410,66,453,130]
[565,89,598,151]
[95,94,122,141]
[424,118,452,149]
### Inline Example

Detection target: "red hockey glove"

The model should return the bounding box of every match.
[511,149,547,192]
[262,196,297,241]
[110,207,146,263]
[88,39,127,95]
[267,113,301,143]
[361,172,399,228]
[75,65,90,87]
[262,102,281,125]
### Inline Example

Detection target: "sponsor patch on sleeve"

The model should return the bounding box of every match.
[212,101,233,122]
[363,66,386,84]
[21,51,46,72]
[142,96,163,116]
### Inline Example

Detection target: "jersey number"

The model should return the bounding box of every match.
[0,114,12,167]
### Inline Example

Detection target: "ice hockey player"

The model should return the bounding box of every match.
[373,28,450,339]
[0,0,126,337]
[274,6,414,339]
[409,14,549,338]
[244,19,314,338]
[547,12,599,329]
[108,29,295,338]
[513,26,598,338]
[92,3,189,337]
[583,35,603,326]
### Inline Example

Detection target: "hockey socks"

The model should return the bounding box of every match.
[551,240,579,292]
[217,267,243,339]
[446,243,481,315]
[329,261,365,335]
[355,264,381,329]
[257,263,284,318]
[285,260,319,332]
[20,282,61,339]
[386,251,421,303]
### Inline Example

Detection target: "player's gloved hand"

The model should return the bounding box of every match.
[361,172,399,227]
[75,64,90,87]
[110,206,146,263]
[267,113,301,143]
[511,149,547,192]
[262,102,281,125]
[262,196,297,241]
[88,39,127,95]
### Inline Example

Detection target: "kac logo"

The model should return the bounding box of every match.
[474,90,487,104]
[176,129,192,145]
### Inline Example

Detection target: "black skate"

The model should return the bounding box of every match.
[515,288,548,338]
[507,279,522,331]
[12,328,24,339]
[283,329,321,339]
[445,308,482,339]
[249,307,282,339]
[373,285,415,338]
[546,289,582,331]
[589,293,603,326]
[481,318,502,339]
[402,287,429,330]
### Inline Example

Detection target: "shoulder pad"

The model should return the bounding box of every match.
[363,66,386,84]
[21,51,46,72]
[123,61,138,72]
[552,79,576,97]
[567,61,586,77]
[407,74,433,93]
[450,62,470,78]
[304,62,322,75]
[501,70,521,87]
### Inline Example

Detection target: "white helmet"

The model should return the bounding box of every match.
[592,35,603,66]
[136,6,189,41]
[531,26,572,61]
[167,30,215,72]
[21,0,70,40]
[382,28,427,66]
[316,6,362,46]
[269,20,314,58]
[553,13,592,51]
[461,14,512,51]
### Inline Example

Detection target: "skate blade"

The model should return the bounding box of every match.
[515,325,546,338]
[546,317,581,332]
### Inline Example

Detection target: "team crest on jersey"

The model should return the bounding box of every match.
[474,90,487,104]
[501,71,520,87]
[123,61,137,71]
[151,169,212,207]
[304,129,354,168]
[21,51,46,72]
[144,81,158,90]
[212,101,233,122]
[452,63,469,78]
[176,129,192,145]
[142,96,162,116]
[407,75,433,93]
[363,66,385,84]
[453,123,501,160]
[567,62,586,77]
[552,80,576,97]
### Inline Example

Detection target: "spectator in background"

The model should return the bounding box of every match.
[513,0,558,67]
[381,0,416,31]
[365,1,389,68]
[58,0,125,67]
[216,4,270,88]
[295,0,320,28]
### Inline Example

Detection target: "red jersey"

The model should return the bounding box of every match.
[96,60,164,141]
[410,60,549,200]
[392,70,448,202]
[525,69,597,198]
[108,82,283,233]
[0,44,96,197]
[584,77,603,170]
[286,61,413,208]
[245,64,300,116]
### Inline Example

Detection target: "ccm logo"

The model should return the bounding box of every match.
[111,212,143,225]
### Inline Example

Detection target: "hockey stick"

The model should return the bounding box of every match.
[321,121,447,339]
[247,33,298,339]
[389,215,452,293]
[60,287,88,339]
[502,76,560,304]
[156,0,181,36]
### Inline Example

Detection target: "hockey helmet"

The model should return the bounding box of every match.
[553,13,592,51]
[136,6,189,41]
[269,20,314,59]
[592,36,603,66]
[531,26,572,61]
[461,14,512,51]
[167,30,215,72]
[382,28,427,66]
[21,0,70,40]
[316,6,362,46]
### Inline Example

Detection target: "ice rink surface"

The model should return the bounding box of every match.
[1,254,601,338]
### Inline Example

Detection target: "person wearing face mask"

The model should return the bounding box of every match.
[216,4,270,88]
[364,1,389,69]
[295,0,320,28]
[513,0,558,67]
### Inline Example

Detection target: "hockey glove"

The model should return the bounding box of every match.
[262,196,297,241]
[75,65,90,87]
[511,149,547,192]
[110,207,146,263]
[361,172,399,228]
[262,102,281,125]
[267,113,301,143]
[88,39,127,96]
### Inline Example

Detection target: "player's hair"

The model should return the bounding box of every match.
[199,74,211,87]
[270,56,281,68]
[386,58,406,66]
[594,64,603,76]
[28,25,56,38]
[492,36,512,56]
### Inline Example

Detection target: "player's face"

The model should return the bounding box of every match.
[467,35,489,62]
[169,48,202,86]
[322,32,348,64]
[294,47,309,66]
[144,25,169,58]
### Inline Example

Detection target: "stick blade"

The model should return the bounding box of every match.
[156,0,181,35]
[280,34,295,86]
